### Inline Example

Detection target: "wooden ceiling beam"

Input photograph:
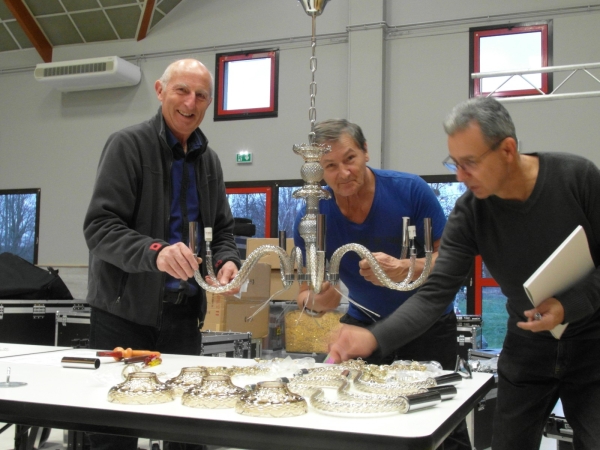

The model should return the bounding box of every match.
[137,0,155,41]
[4,0,52,62]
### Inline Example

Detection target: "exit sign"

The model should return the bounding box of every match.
[236,152,253,164]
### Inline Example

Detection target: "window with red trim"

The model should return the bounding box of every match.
[214,49,279,121]
[471,22,552,98]
[474,255,508,348]
[226,180,308,239]
[226,187,272,238]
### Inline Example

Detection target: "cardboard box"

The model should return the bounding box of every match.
[225,299,269,338]
[245,238,295,269]
[202,262,272,338]
[203,293,226,331]
[270,269,300,301]
[241,262,271,300]
[202,294,269,338]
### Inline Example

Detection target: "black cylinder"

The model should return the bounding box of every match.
[405,391,442,411]
[428,385,458,400]
[279,230,287,249]
[434,372,463,386]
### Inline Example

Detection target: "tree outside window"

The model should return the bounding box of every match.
[0,189,40,264]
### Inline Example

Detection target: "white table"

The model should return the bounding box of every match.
[0,345,494,450]
[0,343,72,359]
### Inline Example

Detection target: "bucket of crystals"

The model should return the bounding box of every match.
[181,374,245,408]
[235,380,307,417]
[108,371,174,405]
[164,366,208,397]
[284,309,343,354]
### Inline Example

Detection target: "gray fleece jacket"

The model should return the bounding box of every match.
[84,107,240,327]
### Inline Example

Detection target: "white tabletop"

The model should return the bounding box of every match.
[0,342,72,358]
[0,345,493,450]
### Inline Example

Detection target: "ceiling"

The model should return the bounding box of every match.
[0,0,183,62]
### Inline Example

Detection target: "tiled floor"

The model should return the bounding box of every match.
[0,423,562,450]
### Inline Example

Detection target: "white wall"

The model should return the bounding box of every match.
[384,2,600,175]
[0,0,349,265]
[1,0,599,266]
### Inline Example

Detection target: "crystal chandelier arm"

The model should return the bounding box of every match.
[328,244,432,291]
[308,387,411,414]
[328,219,434,292]
[195,244,294,294]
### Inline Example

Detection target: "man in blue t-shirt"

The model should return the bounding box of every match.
[293,119,458,368]
[293,119,470,450]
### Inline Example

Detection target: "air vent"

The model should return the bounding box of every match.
[41,62,108,77]
[34,56,141,92]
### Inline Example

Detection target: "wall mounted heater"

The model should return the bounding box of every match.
[34,56,141,92]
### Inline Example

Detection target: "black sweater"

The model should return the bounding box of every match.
[372,152,600,357]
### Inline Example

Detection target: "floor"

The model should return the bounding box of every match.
[0,423,563,450]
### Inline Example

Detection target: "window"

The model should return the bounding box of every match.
[226,180,310,239]
[214,49,279,121]
[422,175,469,315]
[422,176,506,348]
[0,188,41,264]
[226,187,272,238]
[276,182,306,237]
[471,22,552,98]
[476,257,507,349]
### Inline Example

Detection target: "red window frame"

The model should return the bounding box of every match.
[473,255,500,315]
[214,49,279,121]
[472,23,550,98]
[225,186,272,238]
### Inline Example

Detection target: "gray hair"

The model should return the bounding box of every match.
[159,59,215,98]
[443,97,517,147]
[313,119,367,151]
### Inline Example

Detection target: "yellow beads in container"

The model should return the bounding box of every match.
[284,310,343,354]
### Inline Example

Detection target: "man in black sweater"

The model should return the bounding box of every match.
[328,97,600,450]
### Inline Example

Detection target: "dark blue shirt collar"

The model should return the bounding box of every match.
[165,124,203,158]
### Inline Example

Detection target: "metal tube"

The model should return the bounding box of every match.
[498,91,600,103]
[279,230,287,250]
[400,217,409,260]
[427,385,458,400]
[61,356,100,370]
[434,372,463,386]
[405,391,442,411]
[472,62,600,78]
[424,218,432,252]
[189,222,197,255]
[316,214,326,252]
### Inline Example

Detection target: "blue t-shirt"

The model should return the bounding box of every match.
[293,168,449,322]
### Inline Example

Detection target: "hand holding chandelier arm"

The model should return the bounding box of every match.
[156,242,199,279]
[358,239,441,286]
[204,261,240,295]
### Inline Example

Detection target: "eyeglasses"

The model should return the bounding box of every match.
[442,137,506,174]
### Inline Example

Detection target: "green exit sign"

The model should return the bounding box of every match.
[236,152,253,164]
